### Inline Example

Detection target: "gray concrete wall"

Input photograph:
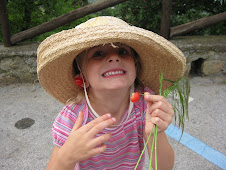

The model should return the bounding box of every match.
[0,36,225,85]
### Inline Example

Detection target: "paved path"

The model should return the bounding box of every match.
[0,76,225,170]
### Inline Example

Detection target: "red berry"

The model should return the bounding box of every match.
[74,77,83,86]
[130,92,140,102]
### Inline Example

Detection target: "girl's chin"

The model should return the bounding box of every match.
[90,79,134,91]
[101,83,132,91]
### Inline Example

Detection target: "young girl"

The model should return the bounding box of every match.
[37,16,186,170]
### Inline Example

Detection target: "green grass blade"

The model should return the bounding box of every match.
[149,125,157,170]
[154,126,158,170]
[134,125,155,170]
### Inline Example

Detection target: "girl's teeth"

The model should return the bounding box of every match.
[104,71,124,77]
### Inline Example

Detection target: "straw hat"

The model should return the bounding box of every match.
[37,16,186,104]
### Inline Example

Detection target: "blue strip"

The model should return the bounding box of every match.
[165,124,226,169]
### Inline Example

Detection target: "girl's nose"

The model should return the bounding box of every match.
[108,54,120,63]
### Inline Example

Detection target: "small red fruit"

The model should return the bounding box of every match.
[74,77,83,87]
[130,92,140,102]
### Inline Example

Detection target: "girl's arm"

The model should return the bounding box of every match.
[46,146,76,170]
[143,93,175,170]
[46,111,116,170]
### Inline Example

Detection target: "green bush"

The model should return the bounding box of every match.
[0,0,95,43]
[0,0,225,43]
[170,0,226,36]
[113,0,162,34]
[111,0,226,36]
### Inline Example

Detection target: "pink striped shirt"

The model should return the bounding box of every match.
[52,88,153,169]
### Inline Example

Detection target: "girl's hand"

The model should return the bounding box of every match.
[59,111,116,166]
[144,92,174,135]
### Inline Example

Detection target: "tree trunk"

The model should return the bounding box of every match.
[10,0,128,45]
[21,0,35,31]
[0,0,11,47]
[160,0,172,39]
[170,12,226,38]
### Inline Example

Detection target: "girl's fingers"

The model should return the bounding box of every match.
[79,113,112,131]
[144,92,174,116]
[88,117,116,136]
[89,133,111,148]
[79,113,116,136]
[150,109,173,124]
[89,143,108,157]
[72,111,84,131]
[150,117,168,131]
[144,93,168,104]
[148,101,174,117]
[144,92,174,132]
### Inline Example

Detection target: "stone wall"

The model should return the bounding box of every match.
[0,42,38,84]
[170,36,226,76]
[0,36,225,85]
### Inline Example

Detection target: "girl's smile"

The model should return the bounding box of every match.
[102,69,126,78]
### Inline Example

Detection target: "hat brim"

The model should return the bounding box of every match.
[37,24,186,104]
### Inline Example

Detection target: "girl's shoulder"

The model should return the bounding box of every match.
[52,101,88,147]
[63,100,86,113]
[57,100,87,122]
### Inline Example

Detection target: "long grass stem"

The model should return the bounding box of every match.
[154,126,158,170]
[149,125,156,170]
[134,125,155,170]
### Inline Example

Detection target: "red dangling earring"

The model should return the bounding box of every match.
[74,77,83,88]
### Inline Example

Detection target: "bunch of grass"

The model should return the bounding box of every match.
[135,72,190,170]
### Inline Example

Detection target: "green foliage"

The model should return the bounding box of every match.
[171,0,226,36]
[0,0,95,42]
[0,0,225,43]
[112,0,162,34]
[112,0,225,35]
[163,76,190,132]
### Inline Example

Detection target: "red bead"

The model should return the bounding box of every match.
[74,77,83,86]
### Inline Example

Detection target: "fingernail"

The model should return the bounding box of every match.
[144,93,149,99]
[112,117,116,122]
[106,113,111,118]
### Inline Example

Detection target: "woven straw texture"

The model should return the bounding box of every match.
[37,16,186,104]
